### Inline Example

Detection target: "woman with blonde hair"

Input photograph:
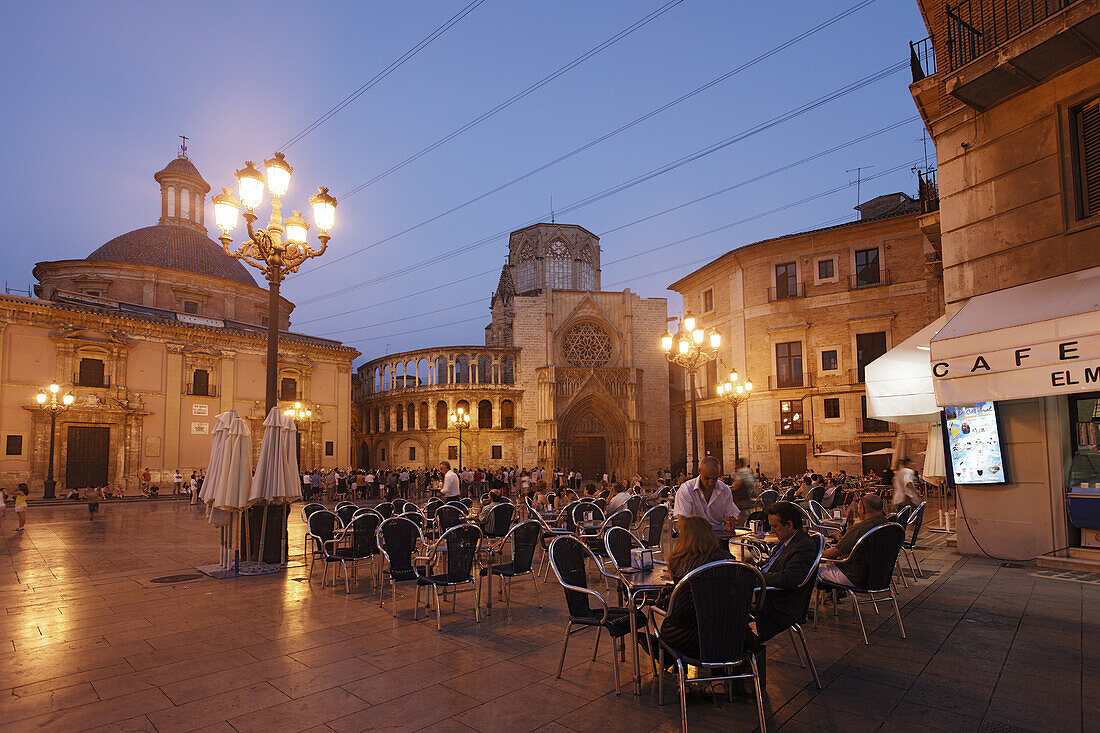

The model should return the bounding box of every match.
[655,516,732,659]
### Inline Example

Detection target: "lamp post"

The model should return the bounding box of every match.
[449,406,470,470]
[34,384,74,499]
[716,370,753,465]
[214,153,337,413]
[661,313,721,475]
[284,402,314,468]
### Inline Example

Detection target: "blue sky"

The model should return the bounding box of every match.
[1,1,930,363]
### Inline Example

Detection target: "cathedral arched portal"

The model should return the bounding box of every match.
[556,393,631,482]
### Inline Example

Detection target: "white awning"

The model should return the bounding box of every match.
[930,266,1100,405]
[864,315,948,423]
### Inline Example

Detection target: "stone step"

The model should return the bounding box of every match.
[1036,547,1100,572]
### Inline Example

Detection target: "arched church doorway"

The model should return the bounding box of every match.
[572,435,606,481]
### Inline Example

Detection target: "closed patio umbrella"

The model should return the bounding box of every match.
[248,408,301,565]
[202,414,252,572]
[862,447,895,456]
[199,410,237,505]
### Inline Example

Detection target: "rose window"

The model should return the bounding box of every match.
[562,323,612,367]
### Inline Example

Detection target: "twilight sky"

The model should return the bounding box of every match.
[1,1,930,364]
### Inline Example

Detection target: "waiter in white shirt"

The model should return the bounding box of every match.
[674,456,738,531]
[439,460,461,499]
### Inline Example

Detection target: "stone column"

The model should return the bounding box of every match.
[337,365,351,466]
[219,349,236,414]
[164,344,184,473]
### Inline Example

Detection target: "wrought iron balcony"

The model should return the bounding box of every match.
[768,372,813,390]
[910,36,937,81]
[946,0,1084,70]
[768,282,806,302]
[848,268,891,291]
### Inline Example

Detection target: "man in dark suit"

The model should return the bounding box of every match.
[751,501,820,643]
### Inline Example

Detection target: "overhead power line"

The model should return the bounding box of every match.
[320,156,923,343]
[279,0,488,152]
[296,0,880,279]
[338,0,686,200]
[297,115,917,327]
[295,59,907,307]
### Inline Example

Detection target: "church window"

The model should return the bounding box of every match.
[500,355,514,384]
[546,239,572,290]
[492,445,502,460]
[578,246,595,290]
[280,377,297,401]
[183,300,199,314]
[561,323,613,368]
[501,400,515,429]
[448,445,458,460]
[192,368,210,396]
[167,186,175,216]
[436,400,448,429]
[478,400,492,428]
[78,357,106,387]
[181,187,190,217]
[514,241,537,293]
[325,441,334,457]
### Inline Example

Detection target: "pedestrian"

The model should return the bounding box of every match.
[189,472,199,505]
[173,469,182,495]
[12,483,29,531]
[141,467,152,494]
[0,487,6,531]
[83,486,102,520]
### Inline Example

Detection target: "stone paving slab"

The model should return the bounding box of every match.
[1,501,1092,732]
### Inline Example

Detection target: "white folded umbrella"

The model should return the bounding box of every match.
[249,408,302,505]
[199,410,237,505]
[212,417,253,511]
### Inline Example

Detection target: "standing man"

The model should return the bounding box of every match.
[173,469,183,495]
[439,460,460,499]
[140,468,152,495]
[189,472,200,505]
[673,456,737,531]
[892,458,921,508]
[399,468,410,499]
[365,470,376,499]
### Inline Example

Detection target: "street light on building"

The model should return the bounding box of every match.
[33,384,74,499]
[662,313,721,475]
[213,153,337,413]
[449,406,470,469]
[716,370,752,465]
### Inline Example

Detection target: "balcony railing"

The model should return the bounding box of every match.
[775,421,808,437]
[769,372,813,390]
[768,282,806,302]
[848,268,891,291]
[186,384,217,397]
[910,36,936,82]
[945,0,1083,71]
[861,417,892,433]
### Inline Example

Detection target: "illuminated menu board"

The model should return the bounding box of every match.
[943,402,1008,485]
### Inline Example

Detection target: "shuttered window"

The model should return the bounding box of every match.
[1075,97,1100,220]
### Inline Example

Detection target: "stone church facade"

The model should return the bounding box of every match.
[355,223,670,480]
[0,150,358,495]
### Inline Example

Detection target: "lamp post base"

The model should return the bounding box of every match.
[43,477,57,500]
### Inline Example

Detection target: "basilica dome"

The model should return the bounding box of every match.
[88,224,256,286]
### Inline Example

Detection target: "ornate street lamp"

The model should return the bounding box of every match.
[34,384,75,499]
[448,406,470,470]
[284,402,315,469]
[214,152,337,413]
[661,313,721,474]
[716,370,753,465]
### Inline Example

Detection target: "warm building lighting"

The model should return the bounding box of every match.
[49,383,59,393]
[661,331,673,352]
[36,392,47,404]
[709,329,721,349]
[678,338,690,355]
[683,313,696,332]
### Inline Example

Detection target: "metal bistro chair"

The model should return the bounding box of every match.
[572,502,606,539]
[306,510,341,587]
[327,513,381,593]
[376,516,425,616]
[548,535,635,696]
[479,519,543,615]
[301,502,326,561]
[637,504,669,556]
[482,502,516,540]
[374,501,395,519]
[335,503,359,527]
[763,532,826,690]
[424,498,443,521]
[648,560,769,733]
[901,501,927,579]
[626,494,644,521]
[415,523,483,630]
[532,506,573,582]
[435,504,466,536]
[758,489,780,509]
[603,525,646,569]
[816,522,907,645]
[402,510,427,531]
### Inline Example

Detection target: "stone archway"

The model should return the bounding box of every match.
[556,393,630,482]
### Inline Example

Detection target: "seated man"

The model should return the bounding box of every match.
[750,502,819,643]
[818,493,889,587]
[606,483,631,514]
[674,456,737,531]
[476,490,505,533]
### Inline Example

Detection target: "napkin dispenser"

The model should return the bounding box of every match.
[630,547,654,570]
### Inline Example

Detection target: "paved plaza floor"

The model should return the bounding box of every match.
[0,501,1095,732]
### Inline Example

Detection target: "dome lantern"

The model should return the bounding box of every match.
[154,138,211,233]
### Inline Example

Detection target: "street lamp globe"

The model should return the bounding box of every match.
[661,330,673,353]
[36,391,47,404]
[235,161,265,211]
[62,393,74,405]
[263,152,292,197]
[683,313,696,332]
[284,211,308,244]
[49,383,59,393]
[309,187,337,233]
[709,329,721,349]
[213,188,241,234]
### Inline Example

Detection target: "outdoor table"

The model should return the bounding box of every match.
[577,519,603,535]
[614,563,672,696]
